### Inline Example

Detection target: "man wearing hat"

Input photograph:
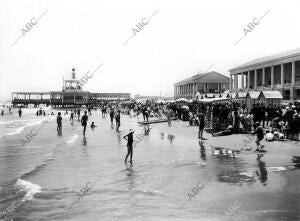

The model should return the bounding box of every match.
[123,129,135,164]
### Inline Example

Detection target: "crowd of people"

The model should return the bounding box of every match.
[184,101,300,142]
[3,99,300,164]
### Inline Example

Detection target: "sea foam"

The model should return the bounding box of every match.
[15,179,42,201]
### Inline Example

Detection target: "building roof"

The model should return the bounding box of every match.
[175,71,230,85]
[229,92,237,98]
[198,97,229,103]
[248,91,261,99]
[260,90,283,99]
[237,92,248,98]
[230,48,300,72]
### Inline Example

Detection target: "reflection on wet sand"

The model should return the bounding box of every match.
[199,141,207,161]
[117,132,121,144]
[160,132,164,140]
[167,134,175,144]
[143,125,150,135]
[256,154,268,186]
[217,169,256,184]
[83,137,87,146]
[125,165,136,190]
[292,156,300,168]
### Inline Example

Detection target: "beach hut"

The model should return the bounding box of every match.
[236,92,248,107]
[257,90,283,107]
[229,92,237,100]
[246,91,261,110]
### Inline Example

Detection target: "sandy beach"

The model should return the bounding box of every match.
[0,109,299,221]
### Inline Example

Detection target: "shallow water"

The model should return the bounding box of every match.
[0,110,299,220]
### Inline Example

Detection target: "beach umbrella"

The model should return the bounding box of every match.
[182,105,189,110]
[156,99,165,104]
[176,98,189,102]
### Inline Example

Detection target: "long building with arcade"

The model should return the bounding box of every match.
[174,71,230,100]
[229,48,300,102]
[11,68,130,107]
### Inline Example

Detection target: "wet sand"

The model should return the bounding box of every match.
[0,111,299,220]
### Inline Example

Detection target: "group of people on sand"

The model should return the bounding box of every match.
[192,102,300,152]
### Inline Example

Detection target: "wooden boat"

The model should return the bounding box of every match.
[137,117,177,125]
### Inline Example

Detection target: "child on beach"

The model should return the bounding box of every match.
[123,129,134,165]
[252,122,264,151]
[90,122,96,129]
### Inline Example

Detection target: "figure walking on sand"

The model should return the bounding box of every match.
[123,129,135,165]
[81,111,88,138]
[116,110,121,132]
[110,108,114,125]
[57,112,62,132]
[197,111,205,139]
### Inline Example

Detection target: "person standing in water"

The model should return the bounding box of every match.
[123,129,135,165]
[70,111,74,123]
[18,108,22,118]
[77,109,81,121]
[115,110,121,132]
[57,112,62,131]
[81,111,88,137]
[109,108,114,124]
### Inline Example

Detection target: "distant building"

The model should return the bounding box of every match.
[12,68,130,107]
[229,48,300,102]
[133,95,173,104]
[174,71,230,99]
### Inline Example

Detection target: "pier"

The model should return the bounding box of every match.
[11,69,130,107]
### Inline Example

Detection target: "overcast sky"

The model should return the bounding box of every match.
[0,0,300,101]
